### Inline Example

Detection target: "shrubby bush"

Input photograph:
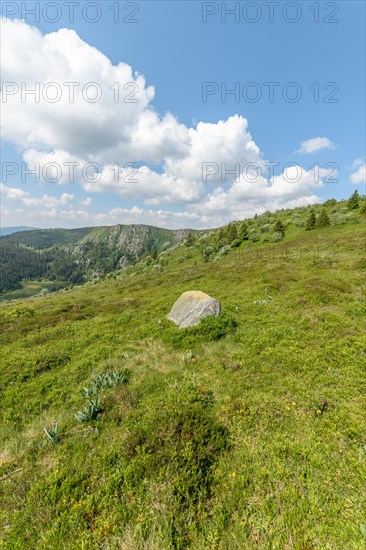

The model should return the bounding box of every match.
[204,246,215,256]
[217,239,227,249]
[217,244,231,257]
[260,224,271,233]
[248,231,260,242]
[332,212,353,225]
[271,231,283,242]
[161,312,237,349]
[323,198,337,207]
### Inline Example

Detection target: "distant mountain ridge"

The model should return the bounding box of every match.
[0,226,40,236]
[2,197,363,299]
[0,223,196,294]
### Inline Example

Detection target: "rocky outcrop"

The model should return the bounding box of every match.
[167,291,221,328]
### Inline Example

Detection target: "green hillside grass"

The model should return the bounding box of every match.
[0,280,67,302]
[0,203,365,549]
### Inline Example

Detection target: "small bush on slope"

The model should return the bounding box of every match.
[160,312,237,349]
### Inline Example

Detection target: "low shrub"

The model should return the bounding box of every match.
[122,383,229,548]
[271,231,283,242]
[248,231,260,242]
[161,312,237,349]
[260,224,271,233]
[217,245,231,257]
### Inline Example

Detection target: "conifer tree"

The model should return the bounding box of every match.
[273,219,285,237]
[216,227,225,242]
[315,209,331,228]
[226,223,238,243]
[238,221,249,241]
[347,190,360,210]
[305,212,316,230]
[185,231,195,246]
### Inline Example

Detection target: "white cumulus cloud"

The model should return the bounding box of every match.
[1,183,74,208]
[350,161,366,184]
[298,137,336,155]
[1,20,337,228]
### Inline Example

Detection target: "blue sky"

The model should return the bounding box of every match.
[1,1,365,228]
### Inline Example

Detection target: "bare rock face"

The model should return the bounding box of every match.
[167,291,221,329]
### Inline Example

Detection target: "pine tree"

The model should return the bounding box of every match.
[347,190,360,210]
[216,227,225,242]
[273,219,285,237]
[226,223,238,243]
[238,222,248,241]
[315,209,331,228]
[305,212,316,230]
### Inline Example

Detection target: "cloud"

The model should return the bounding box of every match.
[2,21,154,159]
[352,158,364,169]
[1,19,186,165]
[0,182,29,201]
[297,137,336,155]
[350,162,366,184]
[1,20,334,228]
[1,183,74,208]
[165,115,262,184]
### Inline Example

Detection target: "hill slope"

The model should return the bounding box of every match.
[0,202,365,548]
[0,224,193,296]
[0,226,40,237]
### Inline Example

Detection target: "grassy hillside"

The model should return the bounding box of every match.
[0,227,40,237]
[0,202,365,549]
[0,227,98,247]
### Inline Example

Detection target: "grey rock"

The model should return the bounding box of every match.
[167,291,221,328]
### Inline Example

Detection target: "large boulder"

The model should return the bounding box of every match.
[167,291,221,328]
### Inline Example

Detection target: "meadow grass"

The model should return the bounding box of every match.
[0,211,365,549]
[0,280,67,302]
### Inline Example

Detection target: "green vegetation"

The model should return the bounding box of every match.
[0,280,66,302]
[347,189,360,210]
[0,198,365,548]
[238,221,249,241]
[273,219,285,238]
[316,208,331,228]
[185,231,196,247]
[305,211,317,230]
[0,225,194,295]
[43,422,59,445]
[226,223,238,244]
